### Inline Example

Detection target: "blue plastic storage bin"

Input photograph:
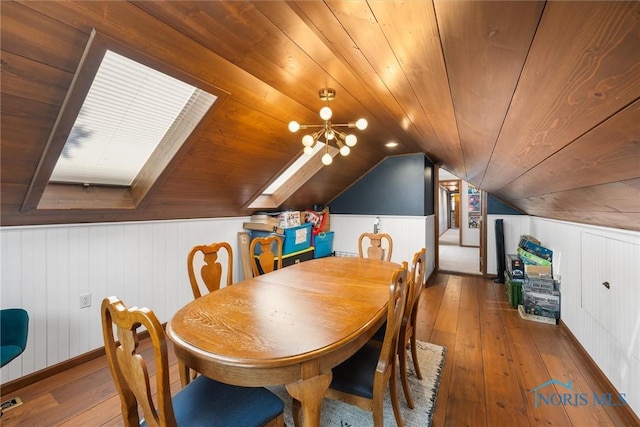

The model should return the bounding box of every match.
[313,231,334,258]
[282,223,312,255]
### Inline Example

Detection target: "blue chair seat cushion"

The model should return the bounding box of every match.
[142,375,284,427]
[1,308,29,368]
[1,345,24,367]
[330,343,381,400]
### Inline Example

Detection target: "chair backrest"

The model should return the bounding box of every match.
[249,235,283,276]
[358,232,393,261]
[187,242,233,299]
[101,296,176,427]
[0,308,29,367]
[405,248,427,327]
[378,262,409,377]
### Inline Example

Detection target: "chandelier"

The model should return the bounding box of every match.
[288,88,368,165]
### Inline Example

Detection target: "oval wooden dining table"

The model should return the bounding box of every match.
[166,256,400,427]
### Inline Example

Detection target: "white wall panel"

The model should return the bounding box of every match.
[484,215,640,416]
[3,214,638,419]
[24,228,47,373]
[485,214,531,275]
[530,218,640,417]
[330,214,435,280]
[1,217,247,383]
[581,233,640,368]
[1,230,23,380]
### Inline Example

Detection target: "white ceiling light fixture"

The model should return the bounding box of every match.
[288,88,367,166]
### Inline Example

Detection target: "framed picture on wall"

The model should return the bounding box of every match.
[468,194,480,213]
[469,214,480,228]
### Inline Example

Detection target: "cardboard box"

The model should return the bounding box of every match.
[523,286,560,319]
[277,211,301,228]
[524,264,552,277]
[519,236,553,263]
[243,222,284,234]
[519,235,541,246]
[505,271,524,308]
[517,247,552,266]
[250,214,279,226]
[525,275,558,291]
[506,254,524,278]
[518,305,557,325]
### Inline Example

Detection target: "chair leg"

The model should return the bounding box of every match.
[372,385,385,427]
[292,399,302,426]
[178,360,190,387]
[410,333,423,380]
[398,340,415,409]
[389,362,404,427]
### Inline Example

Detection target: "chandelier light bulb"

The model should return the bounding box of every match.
[302,134,314,147]
[321,152,333,165]
[319,106,332,121]
[289,89,367,167]
[288,121,300,132]
[355,118,368,130]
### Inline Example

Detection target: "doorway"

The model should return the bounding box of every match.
[438,170,483,275]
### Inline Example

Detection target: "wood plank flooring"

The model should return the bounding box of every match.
[1,273,638,426]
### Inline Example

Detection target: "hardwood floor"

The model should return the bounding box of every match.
[1,273,638,426]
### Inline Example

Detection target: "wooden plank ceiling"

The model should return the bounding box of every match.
[1,1,639,230]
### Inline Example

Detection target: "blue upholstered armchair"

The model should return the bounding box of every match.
[1,308,29,368]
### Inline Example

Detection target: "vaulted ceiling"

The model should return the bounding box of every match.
[2,1,639,230]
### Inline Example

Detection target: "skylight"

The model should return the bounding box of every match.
[248,143,338,209]
[49,50,217,186]
[262,142,325,195]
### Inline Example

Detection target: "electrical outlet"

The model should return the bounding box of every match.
[80,293,91,308]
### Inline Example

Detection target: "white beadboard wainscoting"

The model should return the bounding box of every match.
[329,214,436,280]
[2,213,638,419]
[486,214,533,276]
[0,214,434,384]
[529,218,640,417]
[0,217,247,384]
[487,215,640,417]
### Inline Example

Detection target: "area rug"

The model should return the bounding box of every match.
[269,340,447,426]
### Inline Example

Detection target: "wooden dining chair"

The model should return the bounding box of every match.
[358,232,393,261]
[398,247,427,409]
[368,248,427,408]
[187,242,233,299]
[101,296,285,427]
[1,308,29,417]
[325,262,409,427]
[249,235,283,276]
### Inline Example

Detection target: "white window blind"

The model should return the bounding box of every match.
[50,50,216,186]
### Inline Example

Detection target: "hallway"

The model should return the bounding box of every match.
[438,227,481,275]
